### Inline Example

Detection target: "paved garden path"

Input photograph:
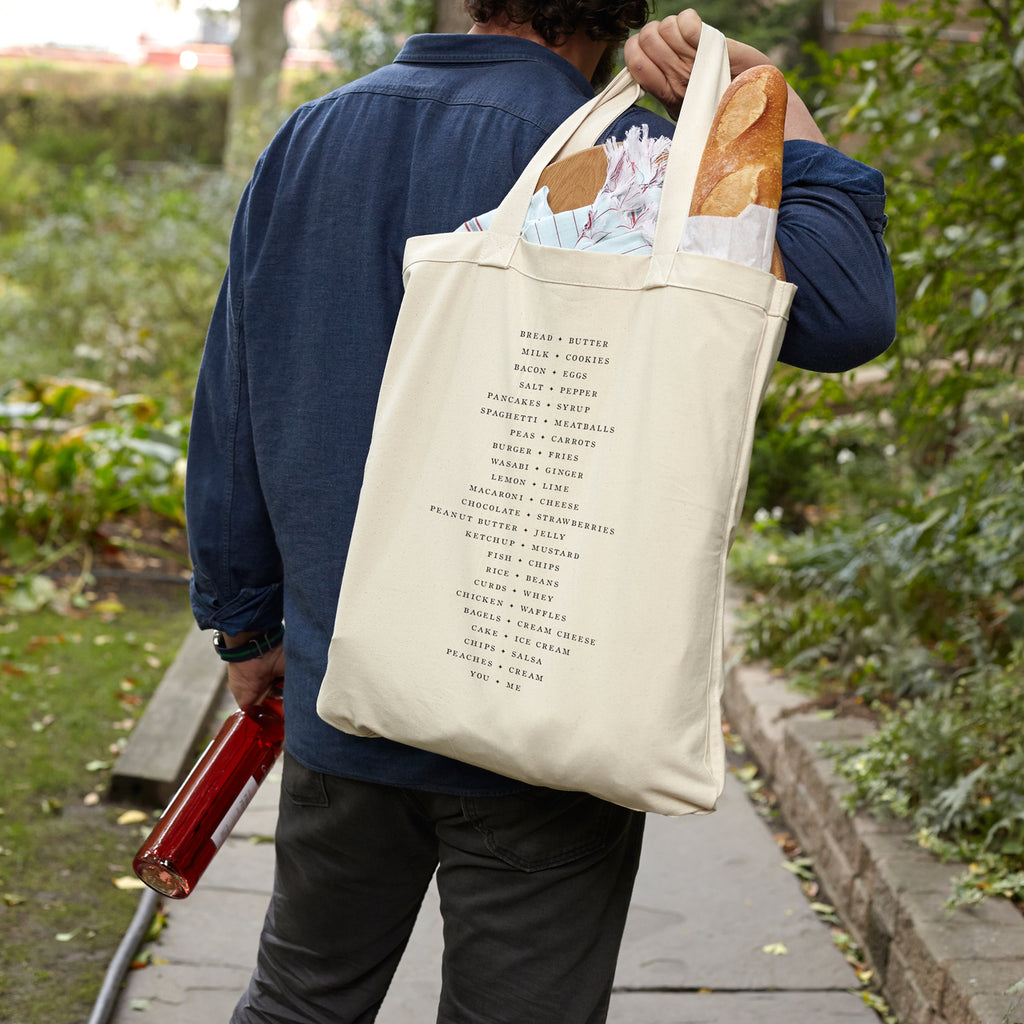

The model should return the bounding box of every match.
[112,761,877,1022]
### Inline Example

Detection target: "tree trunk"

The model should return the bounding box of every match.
[433,0,472,34]
[225,0,291,176]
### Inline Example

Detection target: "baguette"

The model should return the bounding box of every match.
[689,64,787,279]
[689,64,787,217]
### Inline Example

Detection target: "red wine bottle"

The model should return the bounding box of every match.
[133,692,284,899]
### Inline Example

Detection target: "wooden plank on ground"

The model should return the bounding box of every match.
[110,622,225,806]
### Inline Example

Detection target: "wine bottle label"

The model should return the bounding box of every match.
[211,776,260,850]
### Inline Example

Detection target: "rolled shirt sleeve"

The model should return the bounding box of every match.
[186,178,285,636]
[775,140,897,372]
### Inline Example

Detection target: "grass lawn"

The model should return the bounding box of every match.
[0,582,196,1023]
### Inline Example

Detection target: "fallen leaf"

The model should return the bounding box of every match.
[761,942,789,956]
[129,997,151,1011]
[83,793,101,806]
[781,857,816,882]
[3,893,26,906]
[55,929,79,942]
[85,759,111,772]
[113,875,146,890]
[144,911,168,941]
[93,598,126,617]
[28,635,64,651]
[117,810,148,826]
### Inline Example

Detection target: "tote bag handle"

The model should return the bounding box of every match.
[483,24,731,266]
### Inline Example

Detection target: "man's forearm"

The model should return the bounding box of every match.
[783,85,826,145]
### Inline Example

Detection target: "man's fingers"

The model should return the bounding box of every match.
[625,24,671,100]
[625,10,705,119]
[646,9,702,65]
[674,8,704,49]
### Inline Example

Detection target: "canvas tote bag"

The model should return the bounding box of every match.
[318,26,796,816]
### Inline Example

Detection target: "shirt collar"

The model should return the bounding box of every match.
[393,32,595,98]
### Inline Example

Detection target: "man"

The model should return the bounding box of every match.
[186,3,895,1021]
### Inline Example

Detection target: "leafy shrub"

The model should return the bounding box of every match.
[801,0,1024,460]
[744,367,906,527]
[0,140,62,231]
[0,72,229,165]
[835,649,1024,908]
[0,377,187,605]
[735,389,1024,701]
[0,150,235,410]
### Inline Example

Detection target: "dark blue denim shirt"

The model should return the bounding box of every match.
[186,33,896,794]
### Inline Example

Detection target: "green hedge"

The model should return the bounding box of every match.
[0,77,230,165]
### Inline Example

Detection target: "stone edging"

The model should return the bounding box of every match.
[723,659,1024,1024]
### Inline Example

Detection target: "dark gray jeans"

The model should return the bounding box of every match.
[231,751,646,1024]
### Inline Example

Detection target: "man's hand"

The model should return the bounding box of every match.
[624,8,826,143]
[220,636,286,709]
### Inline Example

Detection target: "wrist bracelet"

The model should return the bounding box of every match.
[212,624,285,663]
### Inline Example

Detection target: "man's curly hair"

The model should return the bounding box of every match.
[464,0,652,44]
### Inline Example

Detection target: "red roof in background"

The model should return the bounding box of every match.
[144,42,234,70]
[0,41,333,73]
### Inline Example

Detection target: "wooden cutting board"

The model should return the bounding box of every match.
[536,146,614,214]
